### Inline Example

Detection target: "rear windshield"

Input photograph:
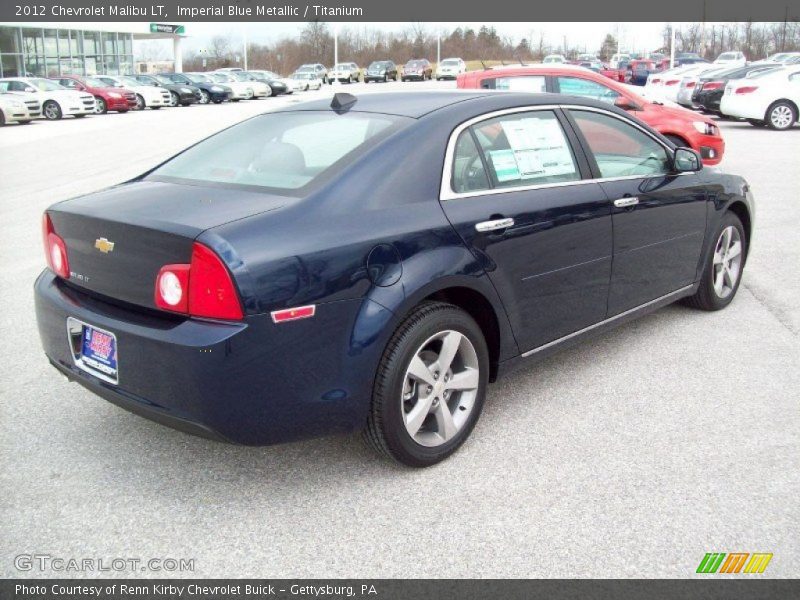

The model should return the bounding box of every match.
[147,111,408,193]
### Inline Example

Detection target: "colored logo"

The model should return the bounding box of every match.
[696,552,773,574]
[94,237,115,253]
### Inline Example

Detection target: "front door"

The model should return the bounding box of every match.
[566,108,708,315]
[439,107,613,352]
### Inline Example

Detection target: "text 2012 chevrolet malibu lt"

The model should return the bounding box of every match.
[35,92,754,467]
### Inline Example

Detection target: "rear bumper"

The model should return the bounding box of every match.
[34,271,383,446]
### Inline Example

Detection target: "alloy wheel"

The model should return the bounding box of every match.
[769,104,794,130]
[43,102,60,120]
[712,225,743,299]
[199,90,210,104]
[401,330,480,447]
[169,92,178,107]
[94,98,106,114]
[135,95,145,110]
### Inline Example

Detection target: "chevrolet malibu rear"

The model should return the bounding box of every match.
[35,108,410,447]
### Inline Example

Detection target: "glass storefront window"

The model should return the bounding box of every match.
[83,31,100,55]
[24,54,46,76]
[84,56,99,75]
[46,56,59,77]
[1,54,24,78]
[44,29,58,56]
[1,27,21,53]
[121,34,132,56]
[102,32,117,56]
[120,56,134,75]
[69,30,81,56]
[21,28,43,56]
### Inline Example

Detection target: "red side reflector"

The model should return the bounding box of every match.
[651,78,661,84]
[271,305,316,323]
[703,81,723,91]
[686,81,696,88]
[665,79,679,86]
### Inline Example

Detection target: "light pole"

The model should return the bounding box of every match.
[242,26,248,70]
[333,23,339,86]
[670,24,676,69]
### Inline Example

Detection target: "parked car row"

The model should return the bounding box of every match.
[644,62,800,130]
[0,68,314,125]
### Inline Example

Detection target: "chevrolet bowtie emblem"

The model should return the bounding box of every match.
[94,237,115,253]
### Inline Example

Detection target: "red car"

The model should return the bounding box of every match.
[457,64,724,165]
[51,75,137,114]
[599,63,627,83]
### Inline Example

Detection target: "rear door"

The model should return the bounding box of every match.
[565,108,708,315]
[439,106,612,352]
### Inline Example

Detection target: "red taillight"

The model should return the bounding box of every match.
[735,86,758,95]
[703,81,723,91]
[188,242,243,320]
[154,242,243,320]
[685,81,696,88]
[651,78,661,84]
[665,79,679,86]
[42,213,69,279]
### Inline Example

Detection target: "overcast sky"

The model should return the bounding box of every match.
[135,21,670,58]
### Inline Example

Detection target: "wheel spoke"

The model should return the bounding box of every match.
[713,268,725,295]
[713,248,725,265]
[407,355,435,386]
[434,402,458,441]
[727,240,742,260]
[720,227,731,252]
[405,393,435,437]
[723,267,735,289]
[437,331,462,373]
[446,368,479,391]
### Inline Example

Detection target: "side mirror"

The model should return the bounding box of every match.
[614,96,641,111]
[674,147,702,172]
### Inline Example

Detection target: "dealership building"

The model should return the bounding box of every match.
[0,22,186,78]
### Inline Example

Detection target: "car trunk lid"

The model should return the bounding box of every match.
[48,180,288,310]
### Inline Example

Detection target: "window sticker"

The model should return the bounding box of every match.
[488,149,521,182]
[497,117,576,180]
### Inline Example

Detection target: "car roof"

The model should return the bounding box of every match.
[274,90,632,120]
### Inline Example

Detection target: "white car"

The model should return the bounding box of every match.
[0,92,39,125]
[96,75,171,110]
[577,53,599,63]
[290,72,323,91]
[543,54,566,64]
[295,63,328,84]
[208,73,254,100]
[0,77,94,120]
[720,66,800,130]
[753,52,800,65]
[229,71,272,98]
[645,65,711,103]
[435,58,467,80]
[328,63,360,83]
[714,51,747,67]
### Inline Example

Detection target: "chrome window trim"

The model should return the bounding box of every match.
[440,103,677,201]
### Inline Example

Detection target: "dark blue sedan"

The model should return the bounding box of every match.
[35,91,754,466]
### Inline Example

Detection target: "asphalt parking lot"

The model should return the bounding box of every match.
[1,79,798,578]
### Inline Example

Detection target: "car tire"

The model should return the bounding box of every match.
[364,301,489,467]
[684,212,746,311]
[198,90,210,104]
[746,119,767,127]
[383,74,388,83]
[134,94,145,110]
[94,97,107,114]
[765,101,797,131]
[169,92,179,107]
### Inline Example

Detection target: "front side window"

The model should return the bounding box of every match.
[556,77,619,103]
[570,110,670,178]
[148,111,406,192]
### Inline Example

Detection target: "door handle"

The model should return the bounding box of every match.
[613,197,639,208]
[475,217,515,232]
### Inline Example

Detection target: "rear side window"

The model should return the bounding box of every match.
[556,77,619,103]
[570,110,670,178]
[148,111,407,192]
[481,75,546,92]
[452,131,490,193]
